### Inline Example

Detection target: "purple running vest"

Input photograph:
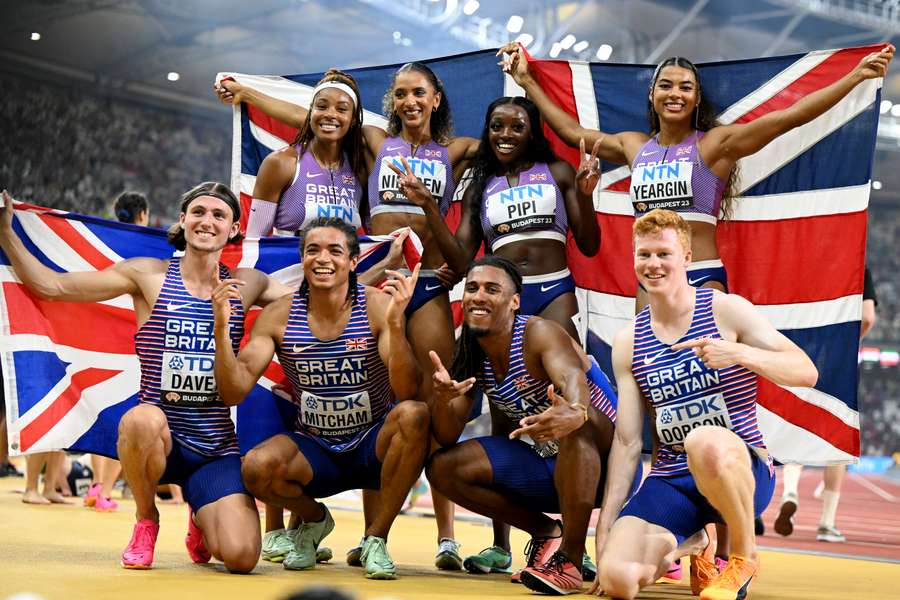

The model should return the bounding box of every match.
[480,162,568,251]
[134,259,244,456]
[368,136,455,217]
[631,288,764,476]
[274,146,363,232]
[629,131,725,224]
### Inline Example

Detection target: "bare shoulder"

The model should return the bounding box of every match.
[549,159,576,183]
[619,131,652,159]
[254,292,293,332]
[611,323,636,355]
[117,256,167,278]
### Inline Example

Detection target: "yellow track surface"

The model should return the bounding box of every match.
[0,477,894,600]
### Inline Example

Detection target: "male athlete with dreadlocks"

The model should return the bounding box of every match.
[426,256,627,595]
[213,217,429,581]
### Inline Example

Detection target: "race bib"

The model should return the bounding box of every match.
[655,392,733,451]
[377,156,446,203]
[160,351,219,405]
[485,183,556,235]
[299,390,373,438]
[630,160,694,214]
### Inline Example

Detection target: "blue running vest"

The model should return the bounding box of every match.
[477,315,616,457]
[631,288,763,476]
[277,284,395,452]
[134,259,244,456]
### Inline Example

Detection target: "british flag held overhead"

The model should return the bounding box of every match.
[220,44,882,465]
[0,201,422,457]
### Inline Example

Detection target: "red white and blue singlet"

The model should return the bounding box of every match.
[477,315,616,457]
[631,288,764,476]
[277,284,395,452]
[134,259,244,456]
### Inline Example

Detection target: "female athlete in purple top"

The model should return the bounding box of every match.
[216,62,482,567]
[502,43,894,301]
[391,96,601,340]
[243,69,368,238]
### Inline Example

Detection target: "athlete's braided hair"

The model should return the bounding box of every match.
[297,216,360,305]
[647,57,740,221]
[450,256,522,382]
[467,97,558,234]
[292,69,367,186]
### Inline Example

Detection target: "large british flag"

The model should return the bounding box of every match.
[0,201,421,457]
[220,45,881,465]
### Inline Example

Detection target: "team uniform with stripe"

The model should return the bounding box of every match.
[473,315,622,513]
[479,163,576,315]
[368,136,456,315]
[631,131,730,290]
[620,288,775,542]
[272,146,363,234]
[133,258,249,510]
[276,283,395,498]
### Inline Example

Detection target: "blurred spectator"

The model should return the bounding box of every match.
[0,73,229,223]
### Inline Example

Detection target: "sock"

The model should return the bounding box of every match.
[820,490,840,529]
[781,464,802,499]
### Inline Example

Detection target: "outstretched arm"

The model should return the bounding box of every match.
[498,44,645,164]
[706,45,894,165]
[593,326,645,568]
[213,280,283,406]
[0,191,141,302]
[672,292,819,388]
[215,78,308,128]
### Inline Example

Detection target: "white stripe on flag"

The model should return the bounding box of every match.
[249,121,290,152]
[571,61,600,130]
[69,220,125,264]
[737,78,878,193]
[730,183,869,221]
[17,212,98,272]
[717,50,833,124]
[585,291,635,345]
[756,404,857,465]
[597,184,870,221]
[757,295,862,329]
[779,385,860,428]
[240,173,257,197]
[504,72,525,98]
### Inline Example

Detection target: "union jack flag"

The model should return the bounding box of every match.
[0,201,421,457]
[221,44,882,465]
[345,337,368,352]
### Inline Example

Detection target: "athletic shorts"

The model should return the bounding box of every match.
[619,446,774,544]
[160,442,249,513]
[639,259,729,293]
[520,269,576,316]
[476,435,642,514]
[286,421,384,499]
[405,270,447,317]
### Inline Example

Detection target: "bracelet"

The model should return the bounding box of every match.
[570,401,589,423]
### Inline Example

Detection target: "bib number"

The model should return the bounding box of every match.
[160,351,219,405]
[299,390,373,438]
[630,161,694,214]
[655,392,733,451]
[485,183,556,235]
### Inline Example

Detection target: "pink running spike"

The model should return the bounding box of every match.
[83,482,102,508]
[121,519,160,569]
[185,509,211,563]
[95,495,119,512]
